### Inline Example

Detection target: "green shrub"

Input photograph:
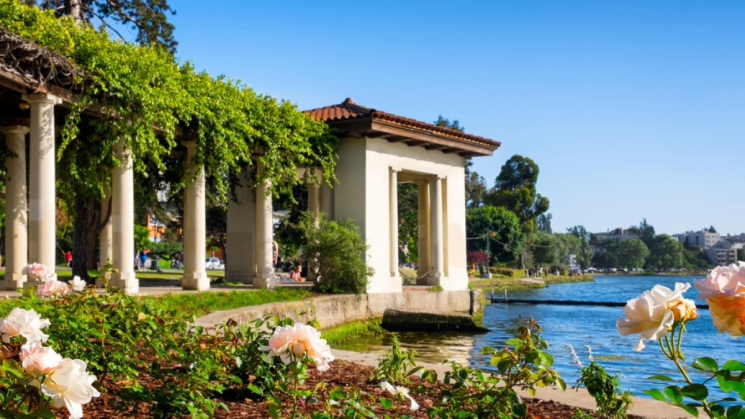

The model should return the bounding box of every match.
[550,264,569,276]
[489,266,498,274]
[148,241,182,259]
[298,212,373,295]
[493,268,521,278]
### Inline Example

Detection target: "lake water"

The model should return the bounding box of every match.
[336,276,744,399]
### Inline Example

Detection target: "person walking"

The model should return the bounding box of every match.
[139,249,148,271]
[65,251,73,267]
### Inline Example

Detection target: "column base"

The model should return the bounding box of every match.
[110,272,139,294]
[225,272,255,284]
[253,273,276,289]
[0,274,26,290]
[427,273,444,287]
[182,272,210,291]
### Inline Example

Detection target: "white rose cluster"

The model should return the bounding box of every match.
[0,308,100,419]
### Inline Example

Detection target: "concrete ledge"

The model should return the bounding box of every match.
[195,289,482,330]
[381,309,488,333]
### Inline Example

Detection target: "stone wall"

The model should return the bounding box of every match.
[195,289,482,330]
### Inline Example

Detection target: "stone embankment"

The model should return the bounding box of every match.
[196,289,484,332]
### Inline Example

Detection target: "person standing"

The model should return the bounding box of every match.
[65,251,73,267]
[139,250,148,271]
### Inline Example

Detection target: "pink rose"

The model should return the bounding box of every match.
[24,263,54,282]
[260,323,335,371]
[36,280,70,298]
[695,263,745,337]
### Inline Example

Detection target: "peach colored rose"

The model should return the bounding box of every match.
[261,323,335,371]
[695,263,745,337]
[670,299,698,322]
[21,341,63,375]
[616,283,691,351]
[0,308,51,343]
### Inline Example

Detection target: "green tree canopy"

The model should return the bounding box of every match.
[616,239,650,269]
[484,155,550,233]
[26,0,177,52]
[553,233,581,266]
[592,250,618,270]
[530,231,556,267]
[647,235,684,271]
[466,206,524,267]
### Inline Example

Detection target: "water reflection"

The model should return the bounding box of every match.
[334,332,477,365]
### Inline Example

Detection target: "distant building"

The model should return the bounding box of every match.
[593,228,638,243]
[706,240,737,266]
[684,230,721,250]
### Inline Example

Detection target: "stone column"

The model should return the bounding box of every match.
[1,126,29,290]
[389,168,400,277]
[307,183,320,214]
[320,181,334,218]
[416,180,430,285]
[97,189,112,284]
[110,139,138,293]
[226,172,256,283]
[429,176,444,285]
[182,142,209,290]
[254,163,275,289]
[24,93,60,277]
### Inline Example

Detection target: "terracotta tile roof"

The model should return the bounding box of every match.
[304,98,500,150]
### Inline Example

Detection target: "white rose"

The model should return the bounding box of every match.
[69,276,86,292]
[379,381,419,411]
[21,341,63,374]
[41,358,101,419]
[616,282,691,351]
[0,308,51,343]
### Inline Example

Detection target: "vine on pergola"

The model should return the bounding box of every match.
[0,0,337,279]
[0,0,337,199]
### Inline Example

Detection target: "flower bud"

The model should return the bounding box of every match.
[670,299,698,322]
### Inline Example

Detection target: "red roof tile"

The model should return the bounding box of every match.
[304,98,500,150]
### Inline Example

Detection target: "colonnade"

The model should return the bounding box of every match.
[1,93,210,293]
[388,171,446,286]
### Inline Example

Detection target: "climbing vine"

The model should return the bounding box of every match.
[0,0,337,202]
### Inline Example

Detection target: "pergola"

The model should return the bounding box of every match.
[302,99,500,292]
[0,28,501,295]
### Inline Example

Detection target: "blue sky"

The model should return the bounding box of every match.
[157,1,742,235]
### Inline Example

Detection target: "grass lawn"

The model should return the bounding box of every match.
[0,268,226,281]
[469,274,594,292]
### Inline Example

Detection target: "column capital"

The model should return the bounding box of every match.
[1,125,30,135]
[390,166,402,173]
[307,182,321,189]
[181,139,198,150]
[22,93,62,105]
[430,174,446,180]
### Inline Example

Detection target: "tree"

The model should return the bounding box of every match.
[465,163,487,208]
[616,239,650,270]
[636,219,656,249]
[398,183,419,262]
[27,0,177,52]
[709,225,717,233]
[530,231,556,267]
[466,206,525,267]
[738,249,744,262]
[484,155,550,267]
[554,233,581,266]
[537,213,552,234]
[592,251,618,270]
[566,225,593,268]
[647,235,684,271]
[434,116,464,132]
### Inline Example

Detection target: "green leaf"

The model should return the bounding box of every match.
[555,377,566,392]
[643,389,667,402]
[648,375,676,382]
[723,360,745,372]
[678,403,700,417]
[664,386,683,404]
[692,357,718,373]
[247,385,262,395]
[680,384,708,401]
[379,398,393,410]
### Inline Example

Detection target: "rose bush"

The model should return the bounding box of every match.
[69,276,87,292]
[37,279,71,297]
[23,263,54,282]
[616,263,745,418]
[261,323,334,371]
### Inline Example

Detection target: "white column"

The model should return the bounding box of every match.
[254,163,275,289]
[24,93,60,277]
[97,189,112,284]
[226,172,256,283]
[182,142,209,290]
[416,180,430,285]
[1,126,29,290]
[110,139,138,293]
[429,175,444,285]
[389,168,400,277]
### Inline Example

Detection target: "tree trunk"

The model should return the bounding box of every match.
[72,195,107,284]
[63,0,84,24]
